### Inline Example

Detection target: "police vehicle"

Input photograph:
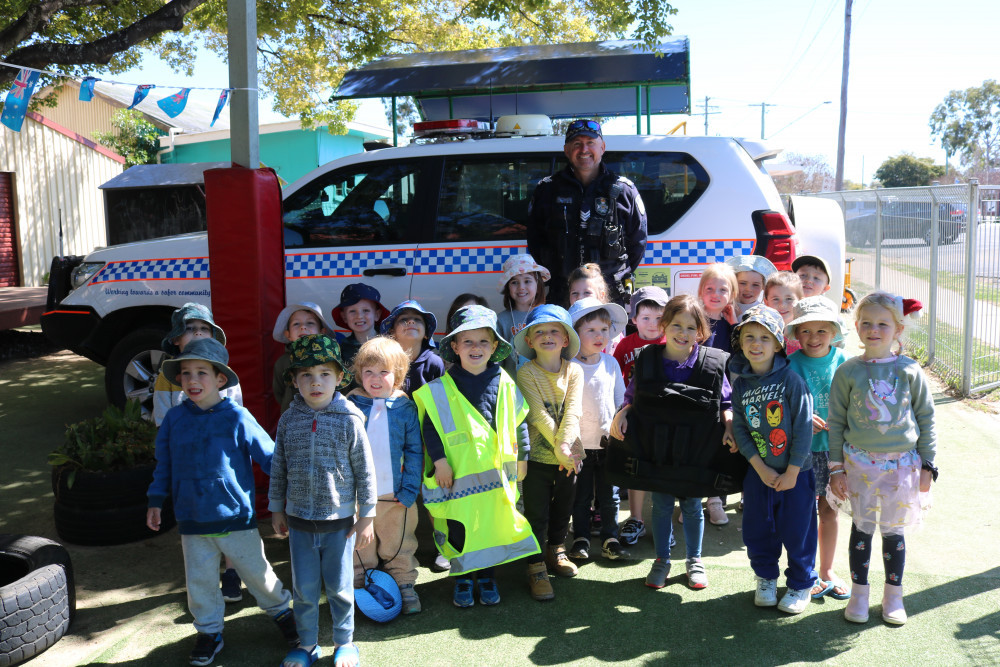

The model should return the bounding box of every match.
[42,115,845,410]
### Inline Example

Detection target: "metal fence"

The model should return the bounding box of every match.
[807,180,1000,395]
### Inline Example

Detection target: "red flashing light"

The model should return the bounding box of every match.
[413,119,489,135]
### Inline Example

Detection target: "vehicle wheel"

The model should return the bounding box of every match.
[51,464,158,511]
[104,329,168,417]
[847,226,868,247]
[842,288,858,314]
[53,500,175,547]
[0,535,74,666]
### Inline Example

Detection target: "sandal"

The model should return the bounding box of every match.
[334,643,361,667]
[280,645,320,667]
[828,578,852,600]
[811,579,834,599]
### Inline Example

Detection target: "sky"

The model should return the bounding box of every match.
[111,0,1000,186]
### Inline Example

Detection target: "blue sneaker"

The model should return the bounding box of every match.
[477,577,500,606]
[453,579,475,608]
[189,632,223,666]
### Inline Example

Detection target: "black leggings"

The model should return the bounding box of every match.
[522,461,577,564]
[848,524,906,586]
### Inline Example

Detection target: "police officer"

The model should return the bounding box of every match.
[527,119,647,307]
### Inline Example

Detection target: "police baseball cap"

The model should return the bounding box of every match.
[565,119,603,142]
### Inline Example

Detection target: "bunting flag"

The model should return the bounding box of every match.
[128,84,154,109]
[1,68,41,132]
[211,89,229,127]
[157,88,191,118]
[79,76,97,102]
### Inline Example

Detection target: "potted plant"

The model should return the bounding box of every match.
[48,400,175,546]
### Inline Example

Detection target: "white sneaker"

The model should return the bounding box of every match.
[778,587,811,614]
[754,577,778,607]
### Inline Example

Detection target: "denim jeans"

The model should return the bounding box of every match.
[571,449,620,543]
[288,526,355,647]
[651,493,704,560]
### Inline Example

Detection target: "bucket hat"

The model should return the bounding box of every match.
[439,305,512,364]
[567,297,628,336]
[792,255,832,281]
[628,286,669,319]
[512,304,580,360]
[354,568,402,623]
[731,304,787,354]
[161,302,226,354]
[161,337,239,390]
[783,296,846,343]
[725,254,778,280]
[379,300,438,345]
[283,334,352,388]
[272,302,333,344]
[331,283,390,330]
[497,254,551,292]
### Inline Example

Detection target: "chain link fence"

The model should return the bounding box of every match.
[807,181,1000,395]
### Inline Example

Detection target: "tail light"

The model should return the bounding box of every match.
[751,209,798,270]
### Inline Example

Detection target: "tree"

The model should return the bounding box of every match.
[929,80,1000,173]
[93,109,164,167]
[771,153,835,194]
[873,153,945,188]
[2,0,677,130]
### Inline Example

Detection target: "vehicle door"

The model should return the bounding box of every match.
[282,158,435,334]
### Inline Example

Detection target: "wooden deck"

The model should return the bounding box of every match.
[0,287,48,330]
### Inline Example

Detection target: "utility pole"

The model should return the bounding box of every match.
[749,102,777,140]
[835,0,853,191]
[695,96,720,135]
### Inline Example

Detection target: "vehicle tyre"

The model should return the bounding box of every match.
[0,535,74,666]
[847,225,868,247]
[53,500,175,547]
[104,328,169,416]
[51,464,158,511]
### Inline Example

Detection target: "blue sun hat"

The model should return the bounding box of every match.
[355,568,402,623]
[160,337,239,389]
[161,302,226,355]
[567,297,629,335]
[379,300,438,346]
[731,304,787,355]
[439,305,512,364]
[512,304,580,361]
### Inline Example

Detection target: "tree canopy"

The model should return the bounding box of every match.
[93,109,164,167]
[929,79,1000,172]
[1,0,677,129]
[873,153,945,188]
[771,153,834,194]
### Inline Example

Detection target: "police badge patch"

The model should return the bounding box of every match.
[595,197,610,215]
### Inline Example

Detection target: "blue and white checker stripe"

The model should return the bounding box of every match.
[91,258,210,284]
[641,239,755,265]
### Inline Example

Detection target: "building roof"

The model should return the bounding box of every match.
[332,38,691,120]
[98,162,230,190]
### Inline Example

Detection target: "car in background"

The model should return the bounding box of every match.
[845,198,966,246]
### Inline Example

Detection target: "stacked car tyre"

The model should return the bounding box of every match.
[0,535,74,666]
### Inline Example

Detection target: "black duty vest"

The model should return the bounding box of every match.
[549,171,626,277]
[605,344,748,497]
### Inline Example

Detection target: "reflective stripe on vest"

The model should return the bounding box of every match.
[451,534,540,574]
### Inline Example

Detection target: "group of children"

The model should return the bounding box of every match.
[146,250,936,667]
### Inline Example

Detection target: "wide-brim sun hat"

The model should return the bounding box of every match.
[783,296,846,343]
[354,568,401,623]
[331,283,390,330]
[628,286,669,319]
[282,333,352,388]
[439,305,512,364]
[161,302,226,354]
[730,304,787,355]
[725,254,778,281]
[379,300,438,346]
[161,337,239,390]
[272,302,334,343]
[567,297,628,336]
[512,304,581,361]
[497,254,552,292]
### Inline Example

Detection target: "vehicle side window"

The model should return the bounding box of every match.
[436,157,552,242]
[282,162,421,248]
[602,151,710,236]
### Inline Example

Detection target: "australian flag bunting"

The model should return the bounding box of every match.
[158,88,191,118]
[128,84,154,109]
[211,89,229,127]
[1,68,41,132]
[79,76,97,102]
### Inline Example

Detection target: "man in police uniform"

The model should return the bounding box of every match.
[527,119,648,306]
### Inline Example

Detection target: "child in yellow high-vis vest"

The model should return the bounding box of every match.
[415,305,538,609]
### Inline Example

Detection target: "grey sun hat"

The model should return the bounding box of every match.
[725,254,778,280]
[731,304,787,355]
[161,337,239,390]
[161,302,226,355]
[783,296,846,343]
[272,302,333,344]
[439,305,512,364]
[512,304,581,361]
[567,297,629,336]
[628,286,669,319]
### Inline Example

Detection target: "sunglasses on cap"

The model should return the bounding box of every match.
[567,119,602,133]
